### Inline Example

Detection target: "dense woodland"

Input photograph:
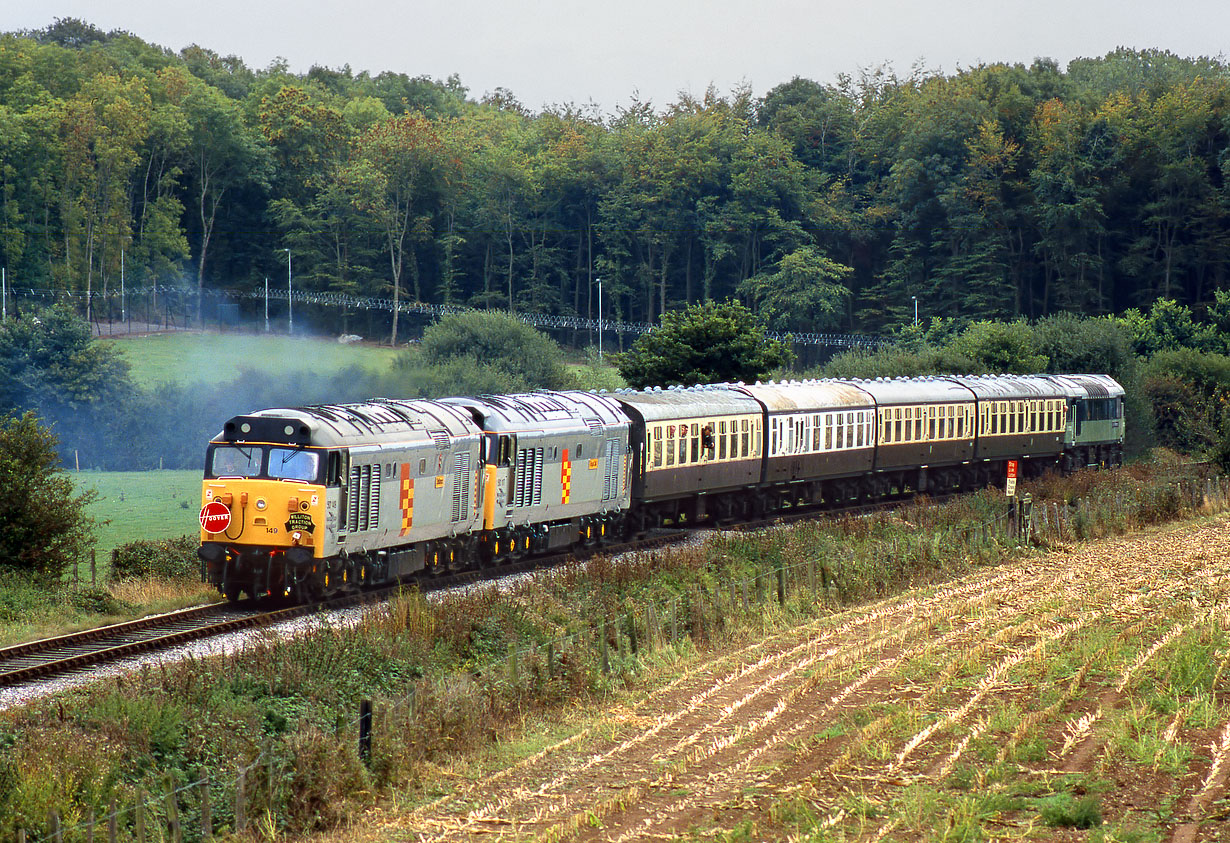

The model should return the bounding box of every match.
[1,20,1229,338]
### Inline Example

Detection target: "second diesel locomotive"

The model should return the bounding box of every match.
[197,373,1124,602]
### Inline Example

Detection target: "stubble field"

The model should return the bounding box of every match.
[326,516,1230,842]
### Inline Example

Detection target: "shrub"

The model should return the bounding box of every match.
[109,536,198,582]
[409,310,572,391]
[0,412,97,579]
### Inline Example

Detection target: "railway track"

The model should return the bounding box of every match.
[0,527,693,691]
[0,478,1083,693]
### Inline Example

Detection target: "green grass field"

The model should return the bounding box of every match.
[72,470,203,575]
[99,332,401,388]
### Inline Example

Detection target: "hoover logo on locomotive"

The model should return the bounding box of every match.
[199,501,231,534]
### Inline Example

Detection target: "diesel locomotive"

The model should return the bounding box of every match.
[197,373,1124,602]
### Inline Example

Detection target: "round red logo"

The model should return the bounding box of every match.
[200,501,232,533]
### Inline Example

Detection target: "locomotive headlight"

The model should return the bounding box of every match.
[255,498,267,511]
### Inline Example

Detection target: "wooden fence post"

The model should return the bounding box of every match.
[547,641,556,678]
[359,700,373,764]
[776,566,786,606]
[135,790,146,843]
[108,798,118,843]
[200,778,212,840]
[235,769,246,833]
[647,603,657,650]
[91,549,97,587]
[165,775,182,843]
[600,622,611,674]
[49,809,62,843]
[689,585,701,640]
[627,612,638,656]
[670,600,678,643]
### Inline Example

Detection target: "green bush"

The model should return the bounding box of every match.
[406,310,572,391]
[109,536,198,581]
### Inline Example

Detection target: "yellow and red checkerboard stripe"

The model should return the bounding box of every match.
[399,463,414,535]
[561,448,571,504]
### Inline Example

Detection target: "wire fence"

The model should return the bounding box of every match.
[0,284,892,351]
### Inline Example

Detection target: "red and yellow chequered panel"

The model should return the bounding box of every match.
[561,448,571,504]
[399,463,414,535]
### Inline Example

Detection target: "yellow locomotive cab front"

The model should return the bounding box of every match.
[198,435,331,601]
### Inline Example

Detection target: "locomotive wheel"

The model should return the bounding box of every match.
[224,582,242,603]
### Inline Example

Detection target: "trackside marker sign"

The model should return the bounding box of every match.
[200,501,232,533]
[1006,460,1018,497]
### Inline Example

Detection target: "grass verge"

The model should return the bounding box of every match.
[0,457,1219,841]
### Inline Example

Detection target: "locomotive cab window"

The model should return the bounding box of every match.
[497,435,515,466]
[210,445,262,478]
[268,448,320,482]
[326,451,348,486]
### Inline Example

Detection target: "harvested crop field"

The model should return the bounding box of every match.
[325,515,1230,842]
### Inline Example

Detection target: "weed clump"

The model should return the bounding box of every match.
[1038,792,1103,828]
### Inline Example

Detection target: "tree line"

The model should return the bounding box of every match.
[1,20,1228,337]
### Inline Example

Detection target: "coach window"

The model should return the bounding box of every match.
[652,428,663,467]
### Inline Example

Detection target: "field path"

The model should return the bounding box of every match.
[323,516,1230,842]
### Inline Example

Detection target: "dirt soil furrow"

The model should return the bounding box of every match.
[319,516,1230,843]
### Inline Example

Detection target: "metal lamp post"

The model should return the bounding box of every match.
[283,248,293,334]
[911,295,918,327]
[597,276,603,361]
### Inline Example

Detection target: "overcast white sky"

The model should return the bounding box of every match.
[3,0,1228,112]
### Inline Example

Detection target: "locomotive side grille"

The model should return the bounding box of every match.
[348,464,363,531]
[451,451,471,522]
[368,463,381,530]
[348,463,382,532]
[533,448,543,506]
[603,438,621,501]
[513,447,544,508]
